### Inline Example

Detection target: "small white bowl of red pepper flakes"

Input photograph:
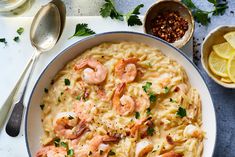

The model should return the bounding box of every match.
[144,0,194,48]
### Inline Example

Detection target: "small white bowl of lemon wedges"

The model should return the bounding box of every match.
[202,25,235,88]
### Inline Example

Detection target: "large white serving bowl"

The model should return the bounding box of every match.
[25,32,216,157]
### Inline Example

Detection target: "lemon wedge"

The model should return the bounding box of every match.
[221,77,233,83]
[209,51,228,77]
[212,42,235,59]
[224,31,235,49]
[227,54,235,83]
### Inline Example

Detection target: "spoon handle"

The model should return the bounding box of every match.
[5,51,40,137]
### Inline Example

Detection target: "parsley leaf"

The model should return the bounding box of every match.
[209,0,228,16]
[142,82,152,92]
[146,108,151,115]
[0,38,7,45]
[100,0,123,21]
[182,0,228,26]
[54,138,60,147]
[164,87,169,94]
[149,93,157,103]
[182,0,210,25]
[176,107,187,118]
[67,149,74,156]
[17,27,24,35]
[64,78,70,86]
[69,23,95,39]
[100,1,143,26]
[108,150,116,156]
[135,112,140,119]
[60,141,68,148]
[170,98,176,103]
[13,36,20,42]
[147,127,155,136]
[126,4,144,26]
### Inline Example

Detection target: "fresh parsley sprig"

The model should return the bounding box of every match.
[126,4,144,26]
[182,0,228,26]
[100,0,123,21]
[69,23,95,39]
[100,0,144,26]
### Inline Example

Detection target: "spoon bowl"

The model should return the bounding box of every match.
[30,3,61,52]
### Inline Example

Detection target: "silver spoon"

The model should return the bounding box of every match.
[5,2,62,137]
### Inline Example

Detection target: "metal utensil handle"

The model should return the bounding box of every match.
[5,51,40,137]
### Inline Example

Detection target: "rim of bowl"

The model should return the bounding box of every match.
[25,31,216,157]
[201,25,235,88]
[143,0,195,48]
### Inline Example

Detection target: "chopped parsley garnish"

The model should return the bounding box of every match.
[0,38,7,45]
[100,0,144,26]
[147,127,155,136]
[176,107,187,118]
[149,93,157,103]
[147,62,152,67]
[164,86,169,93]
[60,142,68,148]
[69,23,95,39]
[142,82,157,103]
[68,115,74,119]
[54,138,60,147]
[40,104,45,110]
[76,95,81,100]
[142,82,152,92]
[13,36,19,42]
[135,112,140,119]
[170,98,176,103]
[67,149,74,156]
[17,27,24,35]
[108,150,116,156]
[146,108,151,115]
[64,78,70,86]
[182,0,228,26]
[44,88,48,93]
[100,150,104,155]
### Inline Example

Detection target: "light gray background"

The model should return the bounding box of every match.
[11,0,235,156]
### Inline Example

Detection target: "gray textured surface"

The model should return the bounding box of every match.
[58,0,235,156]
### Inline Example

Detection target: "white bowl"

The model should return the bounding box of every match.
[201,25,235,88]
[25,32,216,157]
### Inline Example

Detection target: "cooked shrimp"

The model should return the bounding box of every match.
[135,139,153,157]
[112,83,135,116]
[135,90,150,112]
[36,146,67,157]
[74,58,107,84]
[157,151,183,157]
[115,58,139,83]
[53,112,87,139]
[130,118,154,138]
[89,135,119,157]
[74,100,96,122]
[183,124,203,139]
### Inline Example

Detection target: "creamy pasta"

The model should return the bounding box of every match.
[36,42,204,157]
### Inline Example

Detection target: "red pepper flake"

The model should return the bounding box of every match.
[151,11,188,43]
